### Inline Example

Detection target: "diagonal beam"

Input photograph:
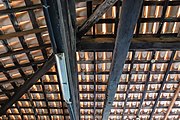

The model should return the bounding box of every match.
[77,0,119,36]
[0,54,55,115]
[164,82,180,120]
[102,0,143,120]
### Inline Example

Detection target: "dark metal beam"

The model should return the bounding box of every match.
[77,37,180,51]
[77,0,119,36]
[149,51,176,120]
[102,0,143,120]
[0,54,55,115]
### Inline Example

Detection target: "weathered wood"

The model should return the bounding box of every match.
[77,37,180,51]
[164,82,180,120]
[78,0,118,36]
[0,54,55,115]
[42,0,80,119]
[0,27,47,40]
[102,0,143,120]
[0,4,42,15]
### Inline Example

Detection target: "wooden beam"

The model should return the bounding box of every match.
[143,1,180,6]
[0,27,47,40]
[0,4,42,15]
[42,0,80,119]
[77,0,118,36]
[102,0,143,120]
[164,82,180,120]
[77,37,180,51]
[0,54,55,115]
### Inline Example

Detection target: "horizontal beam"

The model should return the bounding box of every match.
[0,27,47,40]
[144,1,180,6]
[0,54,55,115]
[0,4,42,15]
[77,37,180,51]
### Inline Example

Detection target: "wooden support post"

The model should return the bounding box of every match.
[42,0,80,119]
[102,0,143,120]
[164,82,180,120]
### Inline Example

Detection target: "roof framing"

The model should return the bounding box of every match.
[0,54,55,115]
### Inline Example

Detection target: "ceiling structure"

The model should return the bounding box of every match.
[0,0,179,120]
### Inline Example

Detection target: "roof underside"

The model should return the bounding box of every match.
[0,0,180,120]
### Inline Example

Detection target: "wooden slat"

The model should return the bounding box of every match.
[164,82,180,120]
[102,0,143,120]
[0,27,47,40]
